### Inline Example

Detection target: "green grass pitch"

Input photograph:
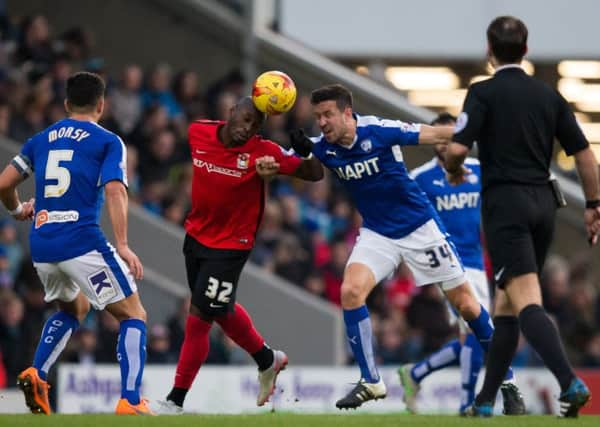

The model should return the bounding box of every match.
[1,414,599,427]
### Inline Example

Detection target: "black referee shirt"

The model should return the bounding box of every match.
[453,65,589,190]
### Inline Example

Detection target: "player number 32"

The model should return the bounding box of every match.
[205,277,233,303]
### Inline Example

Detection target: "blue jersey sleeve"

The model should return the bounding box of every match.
[100,135,128,187]
[358,116,421,146]
[11,136,35,178]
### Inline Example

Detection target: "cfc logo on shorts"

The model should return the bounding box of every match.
[35,209,80,229]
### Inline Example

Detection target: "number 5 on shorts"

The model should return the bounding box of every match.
[205,277,233,303]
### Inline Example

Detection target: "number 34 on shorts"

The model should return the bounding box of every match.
[424,243,456,268]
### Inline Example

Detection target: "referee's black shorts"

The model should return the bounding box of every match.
[482,183,557,289]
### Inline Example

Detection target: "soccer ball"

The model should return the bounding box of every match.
[252,70,297,115]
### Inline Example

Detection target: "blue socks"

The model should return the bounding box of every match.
[117,319,146,405]
[33,311,80,380]
[411,339,461,383]
[459,333,484,411]
[466,304,494,352]
[343,305,379,383]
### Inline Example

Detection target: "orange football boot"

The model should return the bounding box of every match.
[115,397,155,415]
[16,367,51,415]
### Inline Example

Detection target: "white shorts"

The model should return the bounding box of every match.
[34,244,137,310]
[446,267,491,333]
[347,219,465,290]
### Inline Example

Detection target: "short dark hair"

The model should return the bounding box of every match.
[487,16,528,64]
[310,84,353,111]
[431,113,456,126]
[66,71,105,110]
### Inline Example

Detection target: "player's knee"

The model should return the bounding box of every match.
[340,281,365,309]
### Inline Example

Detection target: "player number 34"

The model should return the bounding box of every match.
[425,243,454,268]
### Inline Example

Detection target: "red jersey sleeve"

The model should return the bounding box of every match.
[260,139,302,175]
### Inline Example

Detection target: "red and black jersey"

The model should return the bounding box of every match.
[184,120,302,250]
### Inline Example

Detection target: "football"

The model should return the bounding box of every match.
[252,70,297,115]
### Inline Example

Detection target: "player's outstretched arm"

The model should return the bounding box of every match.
[0,164,34,220]
[105,180,143,280]
[417,124,455,145]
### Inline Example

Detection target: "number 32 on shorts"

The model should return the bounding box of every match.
[205,277,233,303]
[425,243,455,268]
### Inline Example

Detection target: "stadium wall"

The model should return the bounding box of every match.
[54,364,600,415]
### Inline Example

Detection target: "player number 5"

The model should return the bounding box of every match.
[44,149,74,198]
[205,277,233,303]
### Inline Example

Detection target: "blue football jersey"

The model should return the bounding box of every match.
[411,157,483,270]
[12,118,127,263]
[311,114,442,239]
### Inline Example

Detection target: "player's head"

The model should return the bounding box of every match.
[65,71,105,119]
[487,16,528,65]
[226,96,265,145]
[310,84,354,144]
[431,113,456,161]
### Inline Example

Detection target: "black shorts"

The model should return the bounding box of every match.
[482,184,557,289]
[183,234,251,317]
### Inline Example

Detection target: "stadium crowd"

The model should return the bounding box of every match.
[0,12,599,392]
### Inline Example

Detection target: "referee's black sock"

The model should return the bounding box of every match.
[475,316,520,405]
[166,387,188,407]
[252,345,275,371]
[518,304,575,392]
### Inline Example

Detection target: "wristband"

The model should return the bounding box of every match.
[8,203,23,216]
[585,199,600,209]
[302,153,314,160]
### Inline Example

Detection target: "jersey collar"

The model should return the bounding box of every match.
[494,63,524,74]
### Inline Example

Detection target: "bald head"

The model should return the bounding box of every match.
[223,96,266,146]
[234,96,265,124]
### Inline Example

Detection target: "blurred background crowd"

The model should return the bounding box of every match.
[0,11,599,392]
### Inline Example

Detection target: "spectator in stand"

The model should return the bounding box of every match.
[322,238,351,306]
[63,327,98,365]
[138,128,180,184]
[173,70,205,122]
[14,15,54,67]
[167,297,190,359]
[50,53,72,100]
[405,285,455,354]
[127,103,169,150]
[0,218,23,282]
[0,290,27,387]
[147,324,176,364]
[142,63,182,119]
[9,93,46,142]
[110,64,143,135]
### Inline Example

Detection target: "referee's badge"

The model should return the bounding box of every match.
[360,139,372,152]
[237,153,250,169]
[455,112,468,133]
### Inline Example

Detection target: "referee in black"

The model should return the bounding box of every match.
[445,16,600,418]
